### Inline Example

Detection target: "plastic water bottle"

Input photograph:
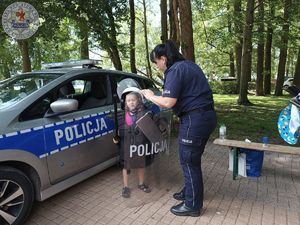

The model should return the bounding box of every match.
[262,136,269,147]
[219,124,226,139]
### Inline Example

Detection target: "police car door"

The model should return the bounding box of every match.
[43,73,117,183]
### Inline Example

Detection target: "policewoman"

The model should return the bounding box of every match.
[142,40,217,217]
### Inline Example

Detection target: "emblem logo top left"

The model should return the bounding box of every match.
[2,2,40,39]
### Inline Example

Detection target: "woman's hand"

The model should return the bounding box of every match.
[141,89,155,100]
[141,89,177,108]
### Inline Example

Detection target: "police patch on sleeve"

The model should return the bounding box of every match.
[163,90,171,95]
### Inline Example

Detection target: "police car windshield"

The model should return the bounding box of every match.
[0,74,59,109]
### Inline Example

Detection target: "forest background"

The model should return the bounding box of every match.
[0,0,299,105]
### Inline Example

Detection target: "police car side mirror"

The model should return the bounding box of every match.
[47,99,78,116]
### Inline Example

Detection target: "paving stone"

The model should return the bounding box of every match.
[23,141,300,225]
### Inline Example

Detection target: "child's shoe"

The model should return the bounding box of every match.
[122,187,130,198]
[138,183,151,193]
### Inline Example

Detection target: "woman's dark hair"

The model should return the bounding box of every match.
[150,40,185,68]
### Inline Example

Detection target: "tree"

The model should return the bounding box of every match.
[27,17,81,68]
[78,21,89,59]
[274,0,291,96]
[161,0,168,43]
[264,0,274,95]
[0,34,20,78]
[238,0,255,105]
[233,0,243,89]
[100,1,124,71]
[142,0,152,77]
[18,40,31,72]
[294,48,300,87]
[227,4,235,78]
[256,0,265,96]
[169,0,180,47]
[129,0,137,73]
[64,0,128,70]
[178,0,195,61]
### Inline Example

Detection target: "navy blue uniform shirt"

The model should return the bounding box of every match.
[162,60,213,116]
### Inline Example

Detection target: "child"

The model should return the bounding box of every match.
[113,91,151,198]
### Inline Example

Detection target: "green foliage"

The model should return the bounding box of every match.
[0,0,299,84]
[210,81,238,94]
[192,0,300,84]
[0,38,21,77]
[115,0,162,77]
[64,0,129,51]
[35,19,81,65]
[192,0,236,77]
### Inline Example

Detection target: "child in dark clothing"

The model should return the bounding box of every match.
[113,91,151,198]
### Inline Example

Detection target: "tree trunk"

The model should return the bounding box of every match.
[256,0,264,96]
[161,0,168,43]
[107,48,123,71]
[286,50,294,77]
[178,0,195,61]
[79,21,89,59]
[274,0,291,96]
[129,0,137,73]
[229,50,235,77]
[169,0,174,41]
[107,48,122,72]
[227,5,235,78]
[264,1,274,95]
[293,48,300,87]
[233,0,243,91]
[142,0,152,78]
[17,40,31,72]
[105,2,123,71]
[238,0,255,105]
[169,0,180,47]
[33,43,42,70]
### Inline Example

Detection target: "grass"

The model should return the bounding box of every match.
[212,93,300,147]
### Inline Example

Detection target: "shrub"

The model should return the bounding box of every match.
[210,81,238,94]
[248,82,256,91]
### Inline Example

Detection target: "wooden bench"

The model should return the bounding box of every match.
[213,138,300,180]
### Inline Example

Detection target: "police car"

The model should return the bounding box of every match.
[0,60,166,225]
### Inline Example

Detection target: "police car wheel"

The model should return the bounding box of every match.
[0,166,34,225]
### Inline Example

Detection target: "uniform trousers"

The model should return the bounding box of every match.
[178,109,217,210]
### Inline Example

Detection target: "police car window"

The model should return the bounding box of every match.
[19,75,111,121]
[143,79,156,89]
[75,75,110,108]
[72,80,85,94]
[113,74,156,90]
[114,74,143,89]
[0,74,57,110]
[19,94,53,121]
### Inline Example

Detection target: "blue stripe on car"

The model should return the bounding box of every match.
[0,112,115,158]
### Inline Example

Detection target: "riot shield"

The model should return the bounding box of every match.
[115,79,179,207]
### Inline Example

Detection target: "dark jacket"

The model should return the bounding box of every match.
[118,110,149,169]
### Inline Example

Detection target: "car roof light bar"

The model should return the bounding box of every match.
[42,59,101,69]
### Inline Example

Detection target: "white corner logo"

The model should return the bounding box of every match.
[1,2,39,40]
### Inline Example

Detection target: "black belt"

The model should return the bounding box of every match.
[178,104,214,117]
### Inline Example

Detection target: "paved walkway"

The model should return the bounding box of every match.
[25,141,300,225]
